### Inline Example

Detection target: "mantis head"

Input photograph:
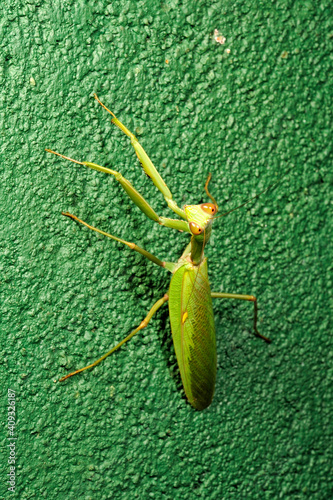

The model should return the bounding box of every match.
[184,203,217,240]
[184,173,218,243]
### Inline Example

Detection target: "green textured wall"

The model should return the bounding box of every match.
[1,0,332,498]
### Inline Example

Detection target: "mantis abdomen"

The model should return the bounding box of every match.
[168,259,217,410]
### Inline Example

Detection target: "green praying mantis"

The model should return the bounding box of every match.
[46,94,272,411]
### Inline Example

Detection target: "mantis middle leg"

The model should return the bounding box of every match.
[62,212,176,272]
[211,292,271,343]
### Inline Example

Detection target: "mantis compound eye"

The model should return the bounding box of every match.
[189,222,203,235]
[201,203,217,215]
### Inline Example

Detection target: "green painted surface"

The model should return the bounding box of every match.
[1,0,332,498]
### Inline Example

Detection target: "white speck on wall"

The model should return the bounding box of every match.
[214,29,226,45]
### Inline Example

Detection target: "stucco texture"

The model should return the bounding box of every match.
[1,0,332,498]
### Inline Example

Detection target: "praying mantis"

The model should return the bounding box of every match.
[46,94,271,410]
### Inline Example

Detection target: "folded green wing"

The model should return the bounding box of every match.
[168,259,216,410]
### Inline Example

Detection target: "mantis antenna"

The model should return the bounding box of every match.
[205,173,218,210]
[213,176,284,220]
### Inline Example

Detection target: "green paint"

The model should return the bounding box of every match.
[1,0,332,498]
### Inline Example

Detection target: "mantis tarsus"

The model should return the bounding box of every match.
[47,94,271,410]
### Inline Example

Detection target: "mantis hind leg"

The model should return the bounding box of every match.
[59,294,169,382]
[211,292,271,343]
